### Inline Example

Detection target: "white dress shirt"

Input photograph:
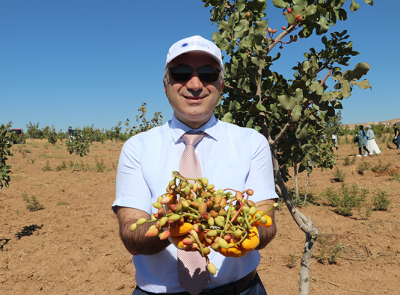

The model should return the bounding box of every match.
[113,114,278,293]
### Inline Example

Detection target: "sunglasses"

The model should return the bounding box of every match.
[169,65,221,83]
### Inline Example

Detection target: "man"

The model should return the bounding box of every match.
[112,35,278,295]
[393,123,400,150]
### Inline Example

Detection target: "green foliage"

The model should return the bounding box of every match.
[81,125,106,143]
[371,160,390,173]
[286,187,319,207]
[356,161,371,175]
[332,167,346,182]
[314,233,344,265]
[42,161,53,171]
[22,193,44,211]
[55,161,68,171]
[66,131,92,172]
[285,253,299,269]
[17,146,35,164]
[57,201,69,206]
[373,190,391,211]
[125,102,163,137]
[66,132,91,157]
[47,126,58,150]
[25,121,42,139]
[202,0,372,181]
[95,157,106,172]
[324,183,368,217]
[343,155,356,165]
[389,173,400,182]
[25,122,51,139]
[323,111,342,139]
[106,122,125,145]
[0,122,14,191]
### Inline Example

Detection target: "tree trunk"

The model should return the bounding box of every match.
[303,172,310,205]
[72,154,78,172]
[269,141,318,295]
[294,164,299,200]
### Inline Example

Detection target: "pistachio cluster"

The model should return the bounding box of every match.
[130,171,276,275]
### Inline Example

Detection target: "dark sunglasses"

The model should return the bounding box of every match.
[169,65,221,83]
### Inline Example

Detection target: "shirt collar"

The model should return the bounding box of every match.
[169,114,219,143]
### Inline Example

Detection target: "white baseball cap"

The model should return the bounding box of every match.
[165,35,224,73]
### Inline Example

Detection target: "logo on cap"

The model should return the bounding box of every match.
[182,43,188,47]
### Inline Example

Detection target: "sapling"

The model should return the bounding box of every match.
[66,131,92,172]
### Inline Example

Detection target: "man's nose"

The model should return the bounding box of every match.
[185,71,202,92]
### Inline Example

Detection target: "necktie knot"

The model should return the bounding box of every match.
[182,132,205,147]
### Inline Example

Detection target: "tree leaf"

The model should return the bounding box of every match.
[296,123,309,140]
[246,117,255,128]
[292,105,302,122]
[256,102,267,112]
[272,0,289,9]
[236,0,246,12]
[293,88,304,104]
[343,62,370,80]
[350,0,360,12]
[222,112,233,123]
[278,94,295,110]
[305,4,317,15]
[351,79,372,90]
[316,17,329,35]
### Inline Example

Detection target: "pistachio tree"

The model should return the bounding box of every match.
[47,126,58,152]
[125,102,163,137]
[66,130,92,172]
[201,0,373,294]
[0,122,15,193]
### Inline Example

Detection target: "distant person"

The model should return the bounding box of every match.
[331,132,338,147]
[393,123,400,150]
[365,125,381,155]
[356,125,370,157]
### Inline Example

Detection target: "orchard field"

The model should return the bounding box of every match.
[1,137,399,294]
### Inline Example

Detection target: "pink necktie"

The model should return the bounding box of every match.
[178,132,210,295]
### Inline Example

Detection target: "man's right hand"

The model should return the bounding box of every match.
[116,206,170,255]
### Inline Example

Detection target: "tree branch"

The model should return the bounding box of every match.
[271,118,292,149]
[224,84,252,99]
[320,69,332,86]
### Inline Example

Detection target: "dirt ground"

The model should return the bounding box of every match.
[1,137,400,295]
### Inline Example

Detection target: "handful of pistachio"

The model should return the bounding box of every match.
[130,171,276,274]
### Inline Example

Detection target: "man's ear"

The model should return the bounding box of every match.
[219,80,225,93]
[163,78,167,95]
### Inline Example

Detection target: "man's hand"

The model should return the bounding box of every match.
[116,206,170,255]
[254,200,277,250]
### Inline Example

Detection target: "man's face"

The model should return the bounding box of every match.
[164,52,224,129]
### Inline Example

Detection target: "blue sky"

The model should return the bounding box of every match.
[1,0,398,132]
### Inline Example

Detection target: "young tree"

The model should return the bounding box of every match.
[57,129,65,143]
[106,122,123,149]
[0,122,15,193]
[26,121,41,140]
[201,0,372,293]
[47,126,58,152]
[66,131,91,172]
[125,102,163,137]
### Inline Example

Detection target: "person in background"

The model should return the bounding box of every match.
[365,125,381,155]
[331,132,338,147]
[393,123,400,150]
[356,125,370,157]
